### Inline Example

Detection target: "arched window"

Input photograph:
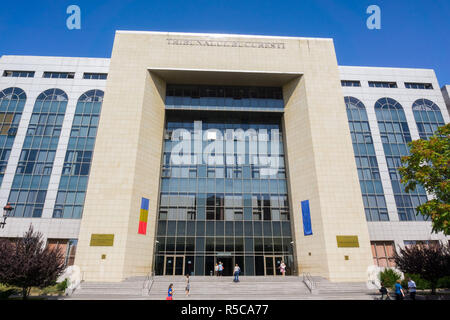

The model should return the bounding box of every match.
[412,99,445,140]
[0,87,27,186]
[78,89,104,103]
[36,88,68,102]
[375,98,428,221]
[53,90,104,219]
[345,97,388,221]
[0,87,27,101]
[8,88,68,218]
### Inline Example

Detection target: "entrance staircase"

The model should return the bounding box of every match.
[68,275,377,300]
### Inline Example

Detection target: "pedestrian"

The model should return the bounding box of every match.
[218,262,223,276]
[407,277,416,300]
[233,264,241,282]
[379,282,390,300]
[279,261,286,276]
[215,263,219,276]
[394,280,404,300]
[185,275,190,297]
[167,283,174,300]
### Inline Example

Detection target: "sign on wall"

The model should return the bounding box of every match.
[336,236,360,248]
[90,234,114,246]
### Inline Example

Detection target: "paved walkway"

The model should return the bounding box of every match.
[67,276,379,300]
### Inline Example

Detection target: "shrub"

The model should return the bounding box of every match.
[0,288,18,299]
[437,276,450,289]
[56,279,68,292]
[379,268,402,288]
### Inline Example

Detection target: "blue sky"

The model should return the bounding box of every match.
[0,0,449,85]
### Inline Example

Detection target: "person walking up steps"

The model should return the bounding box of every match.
[185,275,190,297]
[233,264,241,282]
[215,263,219,277]
[167,283,174,300]
[218,262,223,276]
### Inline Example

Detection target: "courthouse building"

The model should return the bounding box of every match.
[0,31,448,282]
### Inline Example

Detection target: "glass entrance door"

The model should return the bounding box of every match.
[264,256,274,275]
[164,255,185,275]
[264,256,284,275]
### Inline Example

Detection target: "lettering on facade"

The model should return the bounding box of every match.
[167,38,286,49]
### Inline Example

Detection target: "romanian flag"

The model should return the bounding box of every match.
[138,197,149,235]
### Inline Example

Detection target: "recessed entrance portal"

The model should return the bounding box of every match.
[154,107,295,277]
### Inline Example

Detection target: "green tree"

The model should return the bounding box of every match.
[398,123,450,235]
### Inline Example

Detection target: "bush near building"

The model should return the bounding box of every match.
[0,225,66,299]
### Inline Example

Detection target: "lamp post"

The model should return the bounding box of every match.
[1,203,13,229]
[152,240,160,276]
[290,241,296,276]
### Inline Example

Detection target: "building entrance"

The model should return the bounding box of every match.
[164,255,185,275]
[264,256,283,275]
[217,256,233,276]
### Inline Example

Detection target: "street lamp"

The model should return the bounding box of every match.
[1,203,13,229]
[290,241,296,276]
[152,240,160,276]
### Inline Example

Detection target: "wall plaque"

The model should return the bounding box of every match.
[336,235,359,248]
[90,234,114,247]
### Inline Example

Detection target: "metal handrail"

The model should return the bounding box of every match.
[302,272,315,293]
[142,271,155,295]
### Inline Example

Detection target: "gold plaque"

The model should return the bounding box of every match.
[90,234,114,247]
[336,235,359,248]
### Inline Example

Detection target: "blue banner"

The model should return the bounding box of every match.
[301,200,313,236]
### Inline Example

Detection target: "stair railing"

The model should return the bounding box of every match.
[302,272,316,293]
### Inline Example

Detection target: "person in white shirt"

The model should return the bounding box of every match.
[233,264,241,282]
[407,278,417,300]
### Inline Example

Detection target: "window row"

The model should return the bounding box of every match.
[160,178,288,194]
[22,136,60,150]
[160,193,289,208]
[3,71,108,80]
[156,220,292,238]
[344,81,434,90]
[159,207,290,221]
[162,166,286,179]
[155,236,293,254]
[11,174,50,189]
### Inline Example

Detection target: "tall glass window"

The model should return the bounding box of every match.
[154,108,293,276]
[375,98,428,221]
[412,99,445,140]
[345,97,388,221]
[8,89,68,218]
[0,87,26,187]
[53,90,103,219]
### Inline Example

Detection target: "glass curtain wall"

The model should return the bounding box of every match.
[154,107,293,276]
